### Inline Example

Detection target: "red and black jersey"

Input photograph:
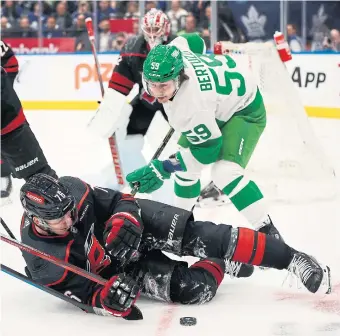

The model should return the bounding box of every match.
[1,41,19,76]
[20,176,193,305]
[20,176,140,305]
[109,34,176,111]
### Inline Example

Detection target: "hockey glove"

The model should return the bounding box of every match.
[126,159,171,193]
[104,212,142,265]
[99,274,141,317]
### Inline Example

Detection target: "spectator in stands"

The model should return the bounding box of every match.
[167,0,188,35]
[323,29,340,52]
[71,1,92,22]
[177,13,199,35]
[199,3,246,48]
[330,29,340,51]
[146,1,158,12]
[55,2,73,31]
[43,16,63,38]
[1,16,12,38]
[124,1,140,19]
[97,1,116,22]
[10,16,37,38]
[72,14,92,52]
[111,32,127,51]
[287,24,304,52]
[28,2,47,30]
[98,18,114,52]
[183,1,209,24]
[1,1,22,25]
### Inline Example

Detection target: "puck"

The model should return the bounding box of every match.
[180,317,197,326]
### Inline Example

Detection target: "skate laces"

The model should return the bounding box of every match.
[225,259,242,278]
[284,254,313,289]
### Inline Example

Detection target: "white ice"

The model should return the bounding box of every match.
[1,111,340,336]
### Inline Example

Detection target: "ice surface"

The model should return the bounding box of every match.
[1,111,339,336]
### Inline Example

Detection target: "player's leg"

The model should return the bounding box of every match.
[182,219,331,294]
[173,135,202,210]
[1,72,57,181]
[2,122,57,181]
[211,90,284,241]
[137,250,225,304]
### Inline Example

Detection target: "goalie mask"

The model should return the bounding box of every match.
[142,44,184,102]
[20,174,78,233]
[142,9,170,49]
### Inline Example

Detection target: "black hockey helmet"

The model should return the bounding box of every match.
[20,174,78,229]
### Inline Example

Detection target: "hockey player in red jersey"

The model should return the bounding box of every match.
[19,174,331,319]
[1,40,57,203]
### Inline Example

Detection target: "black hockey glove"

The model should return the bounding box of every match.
[99,274,140,318]
[104,211,142,265]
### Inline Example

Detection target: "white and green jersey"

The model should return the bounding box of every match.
[163,34,259,173]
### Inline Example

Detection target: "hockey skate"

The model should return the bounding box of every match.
[0,175,12,206]
[196,181,229,208]
[225,259,254,279]
[287,251,331,294]
[258,215,285,243]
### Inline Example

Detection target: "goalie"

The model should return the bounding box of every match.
[126,33,284,242]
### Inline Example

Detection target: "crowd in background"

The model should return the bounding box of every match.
[1,0,340,52]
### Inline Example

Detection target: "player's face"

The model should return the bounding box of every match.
[45,211,74,235]
[148,80,176,103]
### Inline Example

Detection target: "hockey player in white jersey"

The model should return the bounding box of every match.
[126,33,284,242]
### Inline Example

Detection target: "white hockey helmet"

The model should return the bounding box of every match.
[141,9,170,49]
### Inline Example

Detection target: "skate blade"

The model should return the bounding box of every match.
[316,265,332,294]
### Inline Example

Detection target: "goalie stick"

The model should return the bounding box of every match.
[85,17,124,186]
[0,219,142,320]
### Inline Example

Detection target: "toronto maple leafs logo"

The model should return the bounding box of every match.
[241,5,267,39]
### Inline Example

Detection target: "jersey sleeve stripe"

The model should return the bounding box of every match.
[108,82,131,95]
[110,72,134,89]
[1,107,26,135]
[120,53,147,58]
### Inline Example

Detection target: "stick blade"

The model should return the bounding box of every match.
[123,305,143,321]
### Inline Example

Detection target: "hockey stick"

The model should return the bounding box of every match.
[1,232,143,320]
[1,264,99,315]
[85,17,124,186]
[1,217,16,239]
[130,127,175,196]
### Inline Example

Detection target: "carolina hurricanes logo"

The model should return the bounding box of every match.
[26,192,45,204]
[85,223,111,273]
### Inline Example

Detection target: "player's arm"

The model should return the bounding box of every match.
[126,115,222,193]
[87,39,136,139]
[91,185,143,265]
[170,33,206,54]
[26,254,140,318]
[1,41,19,80]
